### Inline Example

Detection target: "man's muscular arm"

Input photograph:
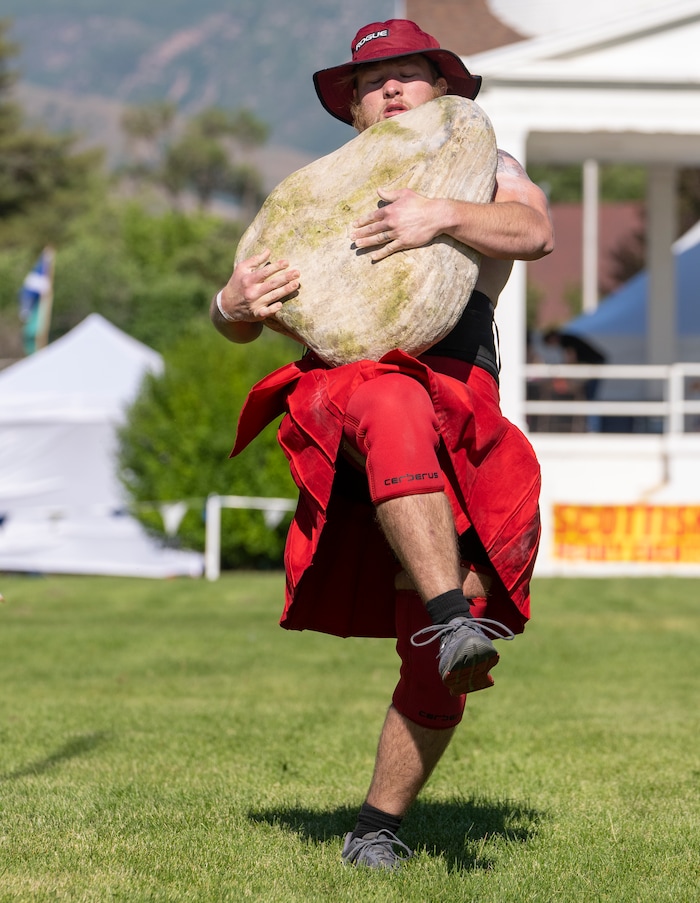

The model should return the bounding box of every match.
[350,149,554,263]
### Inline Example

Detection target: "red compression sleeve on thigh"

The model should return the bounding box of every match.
[343,374,445,503]
[392,589,466,730]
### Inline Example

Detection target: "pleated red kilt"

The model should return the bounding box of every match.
[231,349,541,639]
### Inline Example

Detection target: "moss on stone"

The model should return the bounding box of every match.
[319,329,366,363]
[373,262,412,331]
[275,300,310,335]
[370,117,419,142]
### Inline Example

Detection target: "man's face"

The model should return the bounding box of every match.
[352,54,447,132]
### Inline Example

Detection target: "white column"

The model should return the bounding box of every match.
[646,165,677,365]
[582,159,599,314]
[497,261,528,429]
[491,128,529,429]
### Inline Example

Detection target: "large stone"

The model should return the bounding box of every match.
[235,95,497,367]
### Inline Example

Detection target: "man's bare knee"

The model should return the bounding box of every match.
[462,568,492,597]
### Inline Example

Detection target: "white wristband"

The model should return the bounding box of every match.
[216,289,236,322]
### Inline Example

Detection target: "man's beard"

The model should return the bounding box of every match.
[350,84,446,133]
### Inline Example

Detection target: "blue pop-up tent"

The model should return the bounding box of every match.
[563,221,700,364]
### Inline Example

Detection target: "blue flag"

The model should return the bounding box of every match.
[19,248,54,354]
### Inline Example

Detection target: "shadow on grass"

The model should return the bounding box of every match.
[1,731,109,781]
[248,795,544,872]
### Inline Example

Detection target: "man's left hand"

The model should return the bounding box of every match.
[349,187,440,261]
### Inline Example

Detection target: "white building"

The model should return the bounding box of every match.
[460,2,700,574]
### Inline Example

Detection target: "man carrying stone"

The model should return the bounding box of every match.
[211,19,554,869]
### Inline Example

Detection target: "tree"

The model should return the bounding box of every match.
[0,21,105,248]
[228,108,270,150]
[44,201,244,350]
[0,20,16,98]
[528,163,647,204]
[0,25,267,361]
[117,320,300,568]
[226,109,269,217]
[162,128,234,209]
[120,100,177,172]
[0,19,106,355]
[119,102,269,214]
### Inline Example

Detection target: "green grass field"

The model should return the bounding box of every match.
[0,573,698,902]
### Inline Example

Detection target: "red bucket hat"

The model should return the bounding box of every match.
[313,19,482,125]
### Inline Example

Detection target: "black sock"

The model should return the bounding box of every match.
[351,802,402,840]
[425,588,471,625]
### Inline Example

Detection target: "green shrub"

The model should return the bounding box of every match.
[118,319,300,568]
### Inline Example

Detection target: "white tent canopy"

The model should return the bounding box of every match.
[0,314,203,578]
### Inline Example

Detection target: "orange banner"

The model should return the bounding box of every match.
[553,504,700,562]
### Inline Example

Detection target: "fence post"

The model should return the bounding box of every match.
[204,493,222,581]
[668,364,684,435]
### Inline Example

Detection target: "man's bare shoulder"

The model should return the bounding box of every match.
[496,149,529,179]
[494,148,545,206]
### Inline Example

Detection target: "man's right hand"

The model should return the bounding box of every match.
[211,249,300,343]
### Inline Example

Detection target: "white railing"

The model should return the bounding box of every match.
[524,362,700,434]
[204,493,296,581]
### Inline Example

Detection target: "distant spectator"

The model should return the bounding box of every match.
[549,330,607,431]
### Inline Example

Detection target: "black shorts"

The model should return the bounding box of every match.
[421,290,500,383]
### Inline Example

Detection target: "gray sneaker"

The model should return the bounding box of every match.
[341,830,413,869]
[411,616,514,696]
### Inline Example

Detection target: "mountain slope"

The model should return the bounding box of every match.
[8,1,395,157]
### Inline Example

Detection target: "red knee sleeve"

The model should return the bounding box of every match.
[343,374,445,503]
[392,589,466,729]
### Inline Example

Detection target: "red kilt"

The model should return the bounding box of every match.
[231,349,541,640]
